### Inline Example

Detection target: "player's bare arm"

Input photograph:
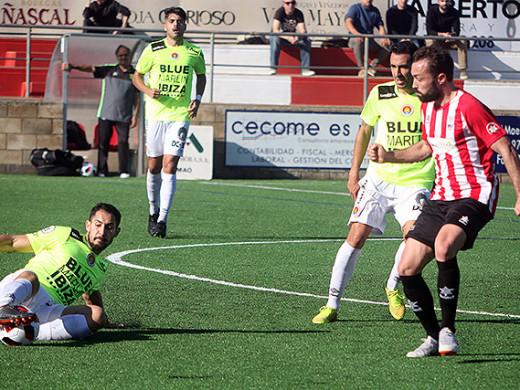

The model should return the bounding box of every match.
[82,291,124,329]
[132,71,160,99]
[188,74,207,119]
[347,122,374,201]
[368,140,432,163]
[62,63,95,73]
[346,18,363,43]
[0,234,33,253]
[491,136,520,215]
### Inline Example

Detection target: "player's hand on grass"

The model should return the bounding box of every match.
[106,321,125,329]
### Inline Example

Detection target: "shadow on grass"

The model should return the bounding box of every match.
[35,327,331,347]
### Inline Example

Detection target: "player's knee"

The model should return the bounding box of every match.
[346,232,368,249]
[15,270,40,297]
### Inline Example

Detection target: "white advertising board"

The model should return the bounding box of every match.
[225,110,371,169]
[177,125,213,180]
[2,1,518,50]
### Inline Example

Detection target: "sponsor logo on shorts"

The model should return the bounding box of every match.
[41,226,56,234]
[401,104,414,117]
[178,127,188,141]
[353,206,359,214]
[87,253,96,267]
[171,52,179,60]
[486,122,500,134]
[459,216,469,226]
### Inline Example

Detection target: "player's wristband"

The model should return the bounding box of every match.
[195,94,202,102]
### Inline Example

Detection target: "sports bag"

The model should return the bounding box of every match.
[30,148,84,176]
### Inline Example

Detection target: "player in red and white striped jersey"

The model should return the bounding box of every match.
[367,45,520,357]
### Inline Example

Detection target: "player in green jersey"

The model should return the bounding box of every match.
[133,7,207,238]
[312,41,435,324]
[0,203,123,342]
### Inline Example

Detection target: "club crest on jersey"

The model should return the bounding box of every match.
[401,105,413,117]
[41,226,56,234]
[87,253,96,267]
[486,122,500,134]
[171,52,179,60]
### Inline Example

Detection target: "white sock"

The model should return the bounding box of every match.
[326,242,361,311]
[36,314,93,340]
[147,171,162,215]
[0,278,32,306]
[386,241,405,290]
[158,172,176,223]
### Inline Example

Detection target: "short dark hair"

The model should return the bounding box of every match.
[90,203,121,227]
[115,45,130,56]
[390,41,418,57]
[413,45,454,82]
[163,7,187,22]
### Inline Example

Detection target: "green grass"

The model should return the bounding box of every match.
[0,175,519,389]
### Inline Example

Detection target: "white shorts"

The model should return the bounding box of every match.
[145,120,190,157]
[348,173,430,235]
[0,269,66,324]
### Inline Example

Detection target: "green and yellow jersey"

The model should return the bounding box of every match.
[135,38,206,122]
[25,226,108,305]
[361,81,434,189]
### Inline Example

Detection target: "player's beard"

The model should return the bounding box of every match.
[86,232,110,254]
[415,83,442,102]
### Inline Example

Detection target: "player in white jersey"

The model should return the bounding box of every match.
[133,7,206,238]
[368,46,520,357]
[312,41,435,324]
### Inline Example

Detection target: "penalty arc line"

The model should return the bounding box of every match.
[106,239,520,319]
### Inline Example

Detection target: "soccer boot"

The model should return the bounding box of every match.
[312,306,337,324]
[0,304,37,328]
[148,213,158,236]
[438,327,459,356]
[152,221,167,238]
[406,336,439,358]
[385,287,406,320]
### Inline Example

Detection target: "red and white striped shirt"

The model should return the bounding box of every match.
[421,90,506,215]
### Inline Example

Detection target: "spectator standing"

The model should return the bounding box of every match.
[63,45,139,178]
[386,0,421,47]
[83,0,132,34]
[426,0,468,79]
[269,1,315,76]
[345,0,390,77]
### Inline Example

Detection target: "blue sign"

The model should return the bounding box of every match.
[494,116,520,173]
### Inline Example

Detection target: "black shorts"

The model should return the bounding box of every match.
[405,198,493,251]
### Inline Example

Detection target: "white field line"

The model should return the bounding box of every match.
[106,239,520,319]
[200,182,516,211]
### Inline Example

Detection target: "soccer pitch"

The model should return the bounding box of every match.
[0,175,519,389]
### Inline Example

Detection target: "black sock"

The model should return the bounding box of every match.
[401,274,440,339]
[437,258,460,332]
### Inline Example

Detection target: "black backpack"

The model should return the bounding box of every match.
[67,120,91,150]
[30,148,84,176]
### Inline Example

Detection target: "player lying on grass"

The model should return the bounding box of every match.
[0,203,124,342]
